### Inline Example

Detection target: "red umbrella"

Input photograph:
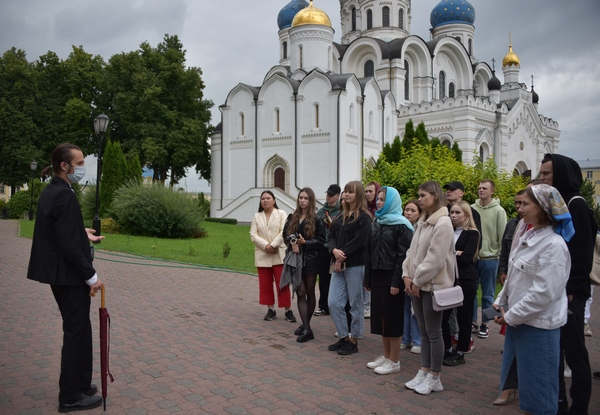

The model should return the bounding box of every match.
[99,285,114,411]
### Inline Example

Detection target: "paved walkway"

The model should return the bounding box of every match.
[1,219,599,415]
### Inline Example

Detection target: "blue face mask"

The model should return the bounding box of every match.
[67,165,86,183]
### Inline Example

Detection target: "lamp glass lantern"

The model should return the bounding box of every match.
[92,113,110,239]
[28,161,38,220]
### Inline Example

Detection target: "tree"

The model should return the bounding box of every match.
[0,48,42,193]
[364,143,528,217]
[381,136,401,164]
[99,140,127,216]
[451,141,463,162]
[104,34,213,185]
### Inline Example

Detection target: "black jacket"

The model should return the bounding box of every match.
[498,217,519,276]
[545,153,597,301]
[455,229,479,281]
[327,211,372,268]
[283,214,326,268]
[364,222,413,289]
[27,177,95,286]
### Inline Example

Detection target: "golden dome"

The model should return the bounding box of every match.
[502,44,520,68]
[291,0,331,28]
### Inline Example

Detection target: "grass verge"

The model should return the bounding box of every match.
[19,220,256,274]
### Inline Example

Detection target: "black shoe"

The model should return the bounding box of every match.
[297,330,315,343]
[313,308,329,316]
[328,338,347,351]
[478,324,489,339]
[443,352,466,366]
[82,385,97,396]
[58,395,102,413]
[284,310,297,322]
[337,340,358,355]
[294,325,305,335]
[557,399,569,415]
[264,309,276,321]
[594,371,600,380]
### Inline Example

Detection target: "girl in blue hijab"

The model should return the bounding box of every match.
[364,186,414,375]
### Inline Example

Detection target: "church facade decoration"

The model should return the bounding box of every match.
[210,0,560,222]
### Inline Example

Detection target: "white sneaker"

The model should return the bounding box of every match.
[414,373,443,395]
[367,355,387,369]
[405,370,428,390]
[400,342,413,350]
[584,323,593,337]
[410,345,421,354]
[364,308,371,318]
[564,363,572,378]
[374,359,401,375]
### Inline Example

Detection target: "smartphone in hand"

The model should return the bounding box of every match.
[482,305,508,321]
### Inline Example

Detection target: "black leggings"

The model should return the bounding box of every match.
[442,279,477,352]
[297,274,317,331]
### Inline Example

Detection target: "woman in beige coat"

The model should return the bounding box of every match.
[402,181,455,395]
[250,190,296,322]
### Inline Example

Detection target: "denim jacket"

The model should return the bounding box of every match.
[495,225,570,330]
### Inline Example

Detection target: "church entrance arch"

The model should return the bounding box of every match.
[263,154,290,193]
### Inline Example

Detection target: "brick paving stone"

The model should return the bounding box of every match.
[3,218,600,414]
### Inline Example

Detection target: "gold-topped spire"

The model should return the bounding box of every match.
[291,0,332,28]
[502,32,520,68]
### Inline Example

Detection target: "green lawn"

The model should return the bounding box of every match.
[19,220,257,275]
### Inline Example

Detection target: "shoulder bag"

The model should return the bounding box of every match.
[430,256,463,311]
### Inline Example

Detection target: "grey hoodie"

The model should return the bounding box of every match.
[471,198,507,258]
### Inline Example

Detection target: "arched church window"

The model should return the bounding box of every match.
[299,45,303,68]
[468,38,472,56]
[441,139,451,149]
[367,9,373,30]
[404,59,410,100]
[351,7,356,32]
[314,103,319,129]
[239,112,245,137]
[274,108,280,133]
[449,82,455,98]
[283,42,287,59]
[399,9,404,30]
[364,60,374,78]
[382,6,390,27]
[274,167,285,191]
[439,71,446,99]
[479,145,485,161]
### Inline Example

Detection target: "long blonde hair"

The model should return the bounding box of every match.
[342,181,372,224]
[453,200,480,261]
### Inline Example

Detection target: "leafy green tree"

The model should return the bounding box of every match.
[364,144,527,217]
[414,121,429,145]
[125,153,143,183]
[103,34,213,185]
[0,48,42,193]
[381,136,401,164]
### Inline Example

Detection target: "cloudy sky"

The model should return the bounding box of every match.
[2,0,599,191]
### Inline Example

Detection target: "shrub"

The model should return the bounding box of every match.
[111,182,205,238]
[205,217,238,225]
[101,217,120,234]
[7,190,30,219]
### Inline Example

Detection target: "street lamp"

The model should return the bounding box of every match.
[28,161,38,220]
[92,114,110,240]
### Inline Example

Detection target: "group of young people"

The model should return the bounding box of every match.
[249,153,596,414]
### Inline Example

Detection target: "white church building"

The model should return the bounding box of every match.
[210,0,560,222]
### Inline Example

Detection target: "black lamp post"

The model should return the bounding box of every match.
[92,114,110,240]
[28,161,38,220]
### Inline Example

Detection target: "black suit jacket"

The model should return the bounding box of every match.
[27,177,95,286]
[455,229,479,281]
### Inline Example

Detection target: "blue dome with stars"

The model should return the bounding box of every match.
[430,0,476,28]
[278,0,310,30]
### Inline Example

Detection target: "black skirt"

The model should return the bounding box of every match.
[370,269,405,337]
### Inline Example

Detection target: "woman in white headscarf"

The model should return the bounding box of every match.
[493,184,574,415]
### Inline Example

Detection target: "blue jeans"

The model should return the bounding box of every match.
[473,258,498,323]
[363,287,371,311]
[402,294,421,346]
[500,324,560,415]
[328,265,364,339]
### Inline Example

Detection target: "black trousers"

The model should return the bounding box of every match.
[317,247,332,312]
[442,279,477,352]
[51,285,93,405]
[558,295,591,414]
